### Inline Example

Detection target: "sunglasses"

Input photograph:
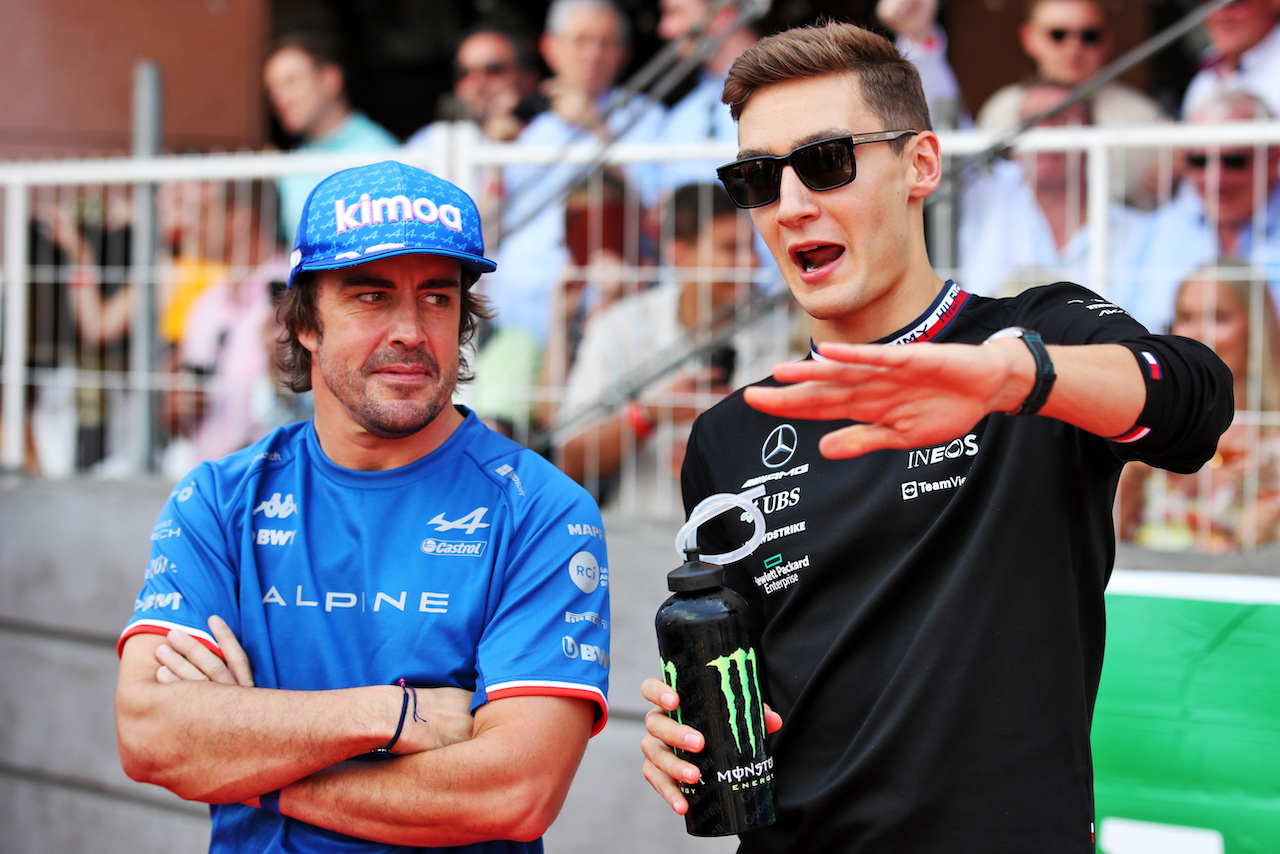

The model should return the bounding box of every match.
[454,61,514,80]
[716,130,919,209]
[1185,152,1252,171]
[1048,27,1105,45]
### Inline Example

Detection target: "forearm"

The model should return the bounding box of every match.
[279,696,593,847]
[558,413,628,484]
[1038,344,1146,437]
[117,636,400,803]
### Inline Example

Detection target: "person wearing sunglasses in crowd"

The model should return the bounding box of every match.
[1181,0,1280,119]
[639,22,1232,853]
[1115,89,1280,334]
[977,0,1165,207]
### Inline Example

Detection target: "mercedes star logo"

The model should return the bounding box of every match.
[761,424,798,468]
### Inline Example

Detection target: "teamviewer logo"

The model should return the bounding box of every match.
[901,481,919,500]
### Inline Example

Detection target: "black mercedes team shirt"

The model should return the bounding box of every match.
[682,282,1232,854]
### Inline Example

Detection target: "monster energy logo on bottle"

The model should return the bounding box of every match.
[708,647,762,756]
[661,658,684,725]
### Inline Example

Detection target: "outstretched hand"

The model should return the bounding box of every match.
[744,340,1027,459]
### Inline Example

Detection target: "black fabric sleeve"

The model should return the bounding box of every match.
[991,283,1234,474]
[1106,334,1234,473]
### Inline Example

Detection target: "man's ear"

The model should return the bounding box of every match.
[319,62,345,104]
[539,31,560,75]
[905,131,943,200]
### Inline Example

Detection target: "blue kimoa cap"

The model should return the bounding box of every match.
[287,160,497,287]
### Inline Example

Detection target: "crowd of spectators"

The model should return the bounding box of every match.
[14,0,1280,550]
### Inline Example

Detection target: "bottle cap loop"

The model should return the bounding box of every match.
[674,485,767,565]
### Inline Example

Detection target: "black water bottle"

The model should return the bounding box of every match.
[654,548,776,836]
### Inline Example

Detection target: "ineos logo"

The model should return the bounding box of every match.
[761,424,798,469]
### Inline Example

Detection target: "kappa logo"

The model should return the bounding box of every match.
[253,493,298,519]
[334,193,464,235]
[761,424,798,469]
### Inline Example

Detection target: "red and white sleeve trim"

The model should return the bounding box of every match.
[486,680,609,736]
[116,620,221,659]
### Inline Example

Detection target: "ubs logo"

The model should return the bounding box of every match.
[761,425,798,469]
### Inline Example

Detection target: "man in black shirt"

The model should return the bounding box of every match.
[640,21,1232,854]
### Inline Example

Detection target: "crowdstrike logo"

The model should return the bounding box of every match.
[334,193,464,235]
[761,425,798,469]
[253,493,298,519]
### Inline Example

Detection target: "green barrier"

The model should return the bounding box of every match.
[1093,571,1280,854]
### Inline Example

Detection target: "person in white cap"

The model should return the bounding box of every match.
[115,160,610,854]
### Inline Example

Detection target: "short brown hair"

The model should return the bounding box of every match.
[276,266,494,393]
[721,22,932,151]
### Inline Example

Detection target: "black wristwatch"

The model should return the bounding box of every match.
[984,327,1056,416]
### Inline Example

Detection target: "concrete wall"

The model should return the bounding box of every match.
[0,476,732,854]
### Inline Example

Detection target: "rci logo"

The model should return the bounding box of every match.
[253,493,298,519]
[568,551,604,594]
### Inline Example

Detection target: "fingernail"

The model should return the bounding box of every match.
[683,768,698,783]
[683,733,700,749]
[661,692,677,708]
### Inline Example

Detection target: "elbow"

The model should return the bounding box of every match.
[500,779,571,843]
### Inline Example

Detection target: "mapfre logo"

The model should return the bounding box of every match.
[761,424,798,468]
[253,493,298,519]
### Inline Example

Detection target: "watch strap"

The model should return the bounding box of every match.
[986,327,1056,416]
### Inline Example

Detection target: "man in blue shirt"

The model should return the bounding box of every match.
[116,161,610,853]
[264,32,399,247]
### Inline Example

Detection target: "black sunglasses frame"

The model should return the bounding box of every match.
[1185,151,1253,171]
[1048,27,1105,45]
[716,130,919,209]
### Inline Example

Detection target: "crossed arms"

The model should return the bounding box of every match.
[116,617,594,846]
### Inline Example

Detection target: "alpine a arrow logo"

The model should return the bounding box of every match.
[761,424,797,469]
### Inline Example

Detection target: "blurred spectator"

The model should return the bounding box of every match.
[1117,260,1280,550]
[553,183,793,515]
[471,0,665,439]
[481,0,665,345]
[958,82,1147,296]
[876,0,969,128]
[264,31,398,247]
[406,23,542,148]
[655,0,761,189]
[1115,90,1280,332]
[471,169,649,440]
[405,23,543,251]
[26,190,135,476]
[160,180,292,478]
[1181,0,1280,119]
[977,0,1164,207]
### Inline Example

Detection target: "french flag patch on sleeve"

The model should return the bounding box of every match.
[1141,351,1162,380]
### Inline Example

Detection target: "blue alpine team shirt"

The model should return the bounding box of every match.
[119,410,610,853]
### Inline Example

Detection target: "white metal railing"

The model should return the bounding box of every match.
[2,121,1279,547]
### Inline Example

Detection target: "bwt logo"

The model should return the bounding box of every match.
[256,529,297,546]
[335,194,464,234]
[420,538,487,557]
[562,636,609,669]
[135,592,183,612]
[253,493,298,519]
